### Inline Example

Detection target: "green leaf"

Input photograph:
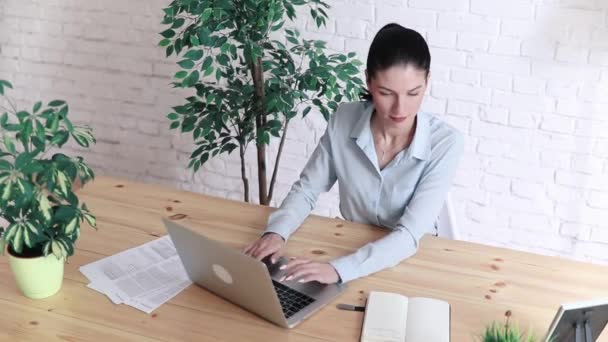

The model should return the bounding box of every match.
[160,29,175,38]
[56,170,69,196]
[199,152,209,164]
[271,21,284,31]
[262,131,270,145]
[1,182,12,200]
[57,104,68,119]
[49,115,59,133]
[174,37,183,54]
[84,213,96,228]
[64,217,78,234]
[15,152,32,169]
[224,143,237,153]
[302,106,312,117]
[170,121,180,129]
[158,38,171,47]
[12,225,23,254]
[0,80,13,95]
[4,136,16,154]
[162,6,174,17]
[42,241,51,256]
[50,131,70,147]
[216,54,229,66]
[193,160,201,173]
[54,206,75,222]
[167,113,179,120]
[197,27,210,46]
[166,45,174,57]
[204,65,214,76]
[201,56,213,70]
[51,240,64,259]
[286,36,298,45]
[22,227,32,248]
[38,193,52,222]
[181,116,197,133]
[190,34,200,46]
[177,59,195,69]
[33,101,42,113]
[48,100,65,107]
[3,223,17,241]
[220,43,230,54]
[184,49,204,61]
[184,70,199,87]
[35,119,45,143]
[72,129,93,148]
[0,159,12,171]
[58,238,73,257]
[201,8,213,22]
[25,222,39,235]
[171,17,185,29]
[190,145,206,159]
[174,70,188,79]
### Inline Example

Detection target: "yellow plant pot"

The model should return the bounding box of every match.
[8,247,65,299]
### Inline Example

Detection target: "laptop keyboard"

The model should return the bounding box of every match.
[272,280,315,319]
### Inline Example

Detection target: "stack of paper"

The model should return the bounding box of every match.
[79,235,193,314]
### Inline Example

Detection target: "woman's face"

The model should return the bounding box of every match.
[367,64,428,129]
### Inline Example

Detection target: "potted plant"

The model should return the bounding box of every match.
[159,0,364,204]
[481,311,538,342]
[0,80,97,299]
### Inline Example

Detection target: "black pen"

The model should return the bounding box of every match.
[336,303,365,312]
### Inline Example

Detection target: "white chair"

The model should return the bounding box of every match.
[434,192,459,240]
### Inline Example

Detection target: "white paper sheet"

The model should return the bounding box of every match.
[79,235,192,313]
[85,282,123,304]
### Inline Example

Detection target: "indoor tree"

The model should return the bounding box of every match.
[159,0,363,204]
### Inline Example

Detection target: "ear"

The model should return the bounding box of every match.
[365,69,372,89]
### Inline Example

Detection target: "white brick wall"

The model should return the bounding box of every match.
[1,0,608,265]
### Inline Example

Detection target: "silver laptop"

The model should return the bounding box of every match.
[163,219,346,328]
[544,299,608,342]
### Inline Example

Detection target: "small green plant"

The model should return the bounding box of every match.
[0,80,97,259]
[482,322,537,342]
[481,311,537,342]
[159,0,364,205]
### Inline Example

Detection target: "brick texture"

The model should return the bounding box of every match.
[1,0,607,266]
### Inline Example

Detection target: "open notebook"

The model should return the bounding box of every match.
[360,291,450,342]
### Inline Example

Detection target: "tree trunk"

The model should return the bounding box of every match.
[256,127,268,205]
[267,119,289,204]
[251,56,268,205]
[239,143,249,202]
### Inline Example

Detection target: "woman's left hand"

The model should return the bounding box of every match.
[278,258,340,284]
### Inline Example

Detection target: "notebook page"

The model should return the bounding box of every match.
[360,291,409,342]
[405,297,450,342]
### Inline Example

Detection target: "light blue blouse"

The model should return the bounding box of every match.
[265,101,464,283]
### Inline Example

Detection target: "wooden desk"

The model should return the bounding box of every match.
[1,176,607,341]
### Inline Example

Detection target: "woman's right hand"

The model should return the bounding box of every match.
[243,233,286,264]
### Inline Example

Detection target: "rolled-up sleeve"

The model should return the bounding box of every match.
[329,132,464,283]
[264,117,338,241]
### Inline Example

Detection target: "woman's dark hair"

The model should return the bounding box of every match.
[361,23,431,101]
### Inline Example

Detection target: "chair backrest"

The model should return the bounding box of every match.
[435,192,459,240]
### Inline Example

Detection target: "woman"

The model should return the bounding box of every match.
[244,23,463,284]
